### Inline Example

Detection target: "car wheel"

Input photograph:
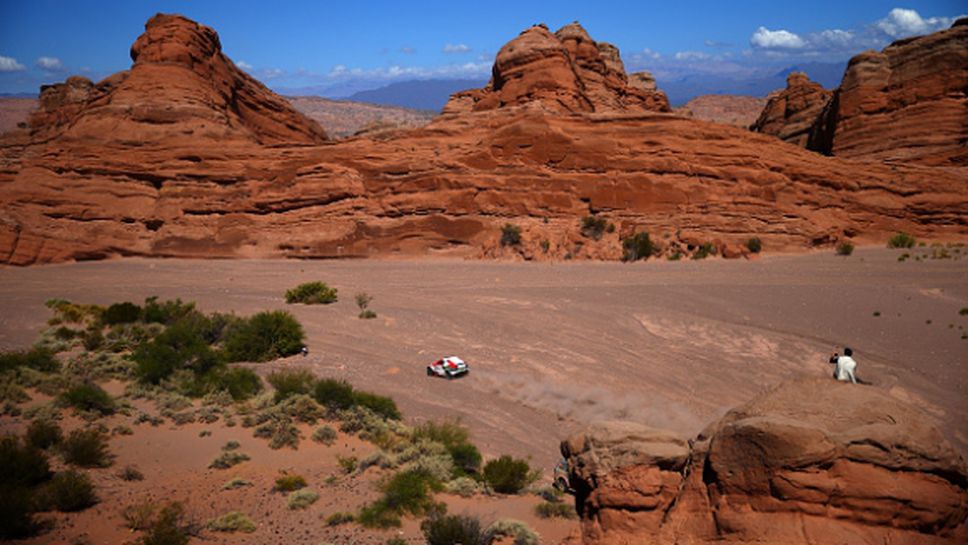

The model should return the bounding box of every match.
[427,368,433,377]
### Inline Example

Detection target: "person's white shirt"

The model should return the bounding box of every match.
[836,355,857,384]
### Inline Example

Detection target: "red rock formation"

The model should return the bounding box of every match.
[562,380,968,545]
[0,15,965,266]
[753,19,967,166]
[677,94,769,127]
[750,72,832,144]
[443,22,670,114]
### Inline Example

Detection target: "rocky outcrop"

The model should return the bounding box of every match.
[25,13,327,145]
[677,94,768,127]
[442,22,669,114]
[1,15,966,266]
[750,72,832,145]
[562,380,968,545]
[753,19,968,165]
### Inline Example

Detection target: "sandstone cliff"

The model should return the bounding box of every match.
[562,380,968,545]
[750,72,832,145]
[0,15,965,266]
[753,19,967,166]
[442,23,669,114]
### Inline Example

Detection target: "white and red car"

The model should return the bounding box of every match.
[426,356,469,379]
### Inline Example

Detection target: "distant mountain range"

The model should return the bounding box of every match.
[345,79,486,111]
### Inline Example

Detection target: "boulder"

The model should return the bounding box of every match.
[562,380,968,545]
[750,72,832,146]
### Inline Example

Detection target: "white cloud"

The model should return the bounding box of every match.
[874,8,961,38]
[260,68,284,79]
[399,46,416,54]
[443,43,471,54]
[640,48,661,60]
[750,26,806,49]
[704,39,733,48]
[815,29,854,47]
[36,56,64,71]
[0,55,26,72]
[236,60,253,71]
[674,51,711,61]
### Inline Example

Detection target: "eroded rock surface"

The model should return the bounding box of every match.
[751,72,832,145]
[562,380,968,545]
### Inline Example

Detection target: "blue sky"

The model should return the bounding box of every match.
[0,1,964,95]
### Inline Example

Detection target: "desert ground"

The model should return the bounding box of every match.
[3,247,966,463]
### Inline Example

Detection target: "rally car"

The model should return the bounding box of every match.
[426,356,469,379]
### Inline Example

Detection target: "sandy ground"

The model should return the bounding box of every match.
[2,248,966,468]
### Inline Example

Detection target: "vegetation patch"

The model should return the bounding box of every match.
[135,501,191,545]
[888,232,916,249]
[483,519,539,545]
[26,419,63,450]
[207,511,256,533]
[483,455,534,494]
[268,369,317,402]
[357,469,441,528]
[535,500,577,519]
[621,232,654,262]
[746,237,762,254]
[222,311,305,362]
[836,241,854,256]
[209,451,250,469]
[580,216,613,241]
[41,469,98,512]
[273,472,307,492]
[287,489,318,510]
[500,224,521,246]
[325,511,355,526]
[222,478,252,490]
[356,292,377,319]
[0,347,60,374]
[285,281,338,305]
[422,512,483,545]
[61,428,112,468]
[312,425,338,445]
[59,382,116,415]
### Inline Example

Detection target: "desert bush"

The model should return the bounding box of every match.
[483,519,539,545]
[888,232,916,249]
[142,297,196,326]
[0,347,60,373]
[222,478,252,490]
[0,436,51,486]
[254,417,301,449]
[53,326,79,341]
[445,476,483,497]
[273,472,307,492]
[352,390,401,421]
[448,443,483,476]
[60,382,116,415]
[26,419,62,450]
[137,501,190,545]
[836,241,854,256]
[621,232,654,262]
[123,500,157,530]
[313,378,355,411]
[209,451,250,469]
[411,420,468,448]
[325,511,355,525]
[746,237,762,254]
[580,216,610,240]
[83,329,105,351]
[132,320,219,385]
[207,511,256,533]
[338,455,358,474]
[102,302,142,325]
[500,224,521,246]
[534,500,576,519]
[312,425,338,445]
[118,465,144,481]
[267,369,317,402]
[483,455,532,494]
[207,367,262,401]
[43,469,97,511]
[285,281,338,305]
[422,512,484,545]
[287,489,318,510]
[222,311,305,362]
[0,484,43,539]
[356,502,402,529]
[355,292,376,319]
[381,469,440,515]
[61,429,111,468]
[691,242,716,260]
[222,440,241,451]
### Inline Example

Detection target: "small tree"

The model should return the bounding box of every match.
[621,232,654,262]
[355,292,376,319]
[746,237,762,254]
[500,224,521,246]
[887,232,916,249]
[836,241,854,256]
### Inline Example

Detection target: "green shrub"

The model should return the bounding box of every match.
[338,456,358,474]
[746,237,762,253]
[208,511,256,533]
[222,478,252,490]
[53,326,78,340]
[580,216,609,240]
[61,428,111,468]
[356,502,401,528]
[102,302,142,325]
[445,476,482,497]
[483,519,539,545]
[421,513,483,545]
[888,232,916,249]
[0,347,59,373]
[534,500,576,519]
[411,420,469,448]
[223,311,305,362]
[132,320,219,384]
[352,391,401,421]
[83,329,105,351]
[118,465,144,481]
[222,440,240,451]
[483,455,532,494]
[285,282,338,305]
[960,308,968,316]
[142,297,196,326]
[359,310,378,319]
[381,469,440,515]
[692,242,715,260]
[448,443,483,476]
[0,436,51,487]
[26,419,62,450]
[312,425,338,445]
[836,241,854,256]
[254,417,300,449]
[621,232,654,262]
[60,382,115,415]
[137,501,190,545]
[123,500,157,530]
[325,511,355,525]
[313,378,355,411]
[287,489,318,510]
[355,292,374,318]
[209,451,249,469]
[500,224,521,246]
[267,369,317,402]
[0,485,43,539]
[43,469,97,511]
[273,472,307,492]
[207,367,263,401]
